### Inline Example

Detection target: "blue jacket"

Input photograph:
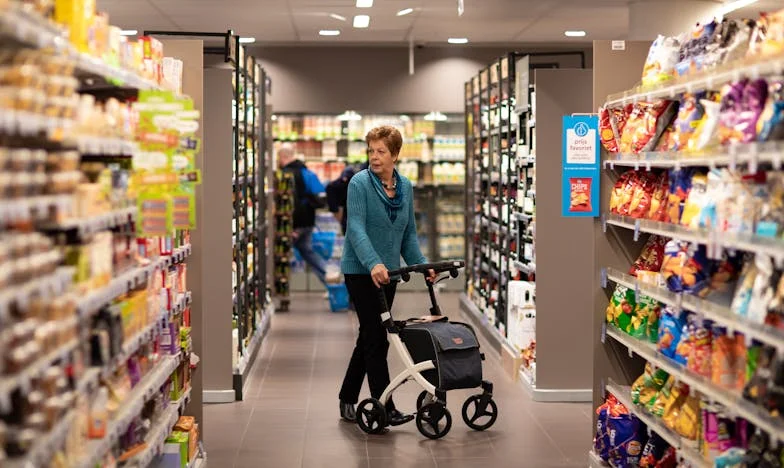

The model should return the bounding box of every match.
[341,170,427,274]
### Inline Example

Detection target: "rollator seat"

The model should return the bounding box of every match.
[399,320,483,391]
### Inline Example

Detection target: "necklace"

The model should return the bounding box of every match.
[381,177,397,190]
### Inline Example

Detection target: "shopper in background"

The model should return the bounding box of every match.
[338,126,436,426]
[278,144,329,290]
[326,166,355,235]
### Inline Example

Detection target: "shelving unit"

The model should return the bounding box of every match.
[148,30,274,402]
[461,52,593,401]
[591,32,784,466]
[0,3,205,465]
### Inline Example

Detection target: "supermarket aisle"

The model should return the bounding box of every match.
[204,292,591,468]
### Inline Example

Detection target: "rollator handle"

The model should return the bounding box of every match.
[376,287,397,332]
[388,260,465,283]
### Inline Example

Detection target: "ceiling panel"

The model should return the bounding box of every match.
[95,0,783,45]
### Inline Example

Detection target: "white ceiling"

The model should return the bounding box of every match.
[98,0,783,45]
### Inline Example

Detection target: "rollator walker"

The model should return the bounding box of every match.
[356,261,498,440]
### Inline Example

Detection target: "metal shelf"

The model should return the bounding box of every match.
[604,55,784,108]
[605,381,708,468]
[603,267,784,351]
[604,141,784,171]
[603,212,784,260]
[605,326,784,441]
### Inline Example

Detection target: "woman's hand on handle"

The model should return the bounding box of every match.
[426,269,438,283]
[371,264,390,288]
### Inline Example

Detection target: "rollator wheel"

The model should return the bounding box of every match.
[461,394,498,431]
[356,398,387,435]
[415,403,452,440]
[416,390,435,410]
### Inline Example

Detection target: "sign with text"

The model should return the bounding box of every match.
[562,115,600,218]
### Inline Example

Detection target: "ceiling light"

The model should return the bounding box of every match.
[239,37,256,43]
[719,0,758,15]
[329,13,347,21]
[120,29,137,36]
[319,30,341,36]
[356,0,373,7]
[564,30,586,37]
[353,15,370,28]
[424,111,448,121]
[447,37,468,44]
[337,111,362,121]
[397,8,414,16]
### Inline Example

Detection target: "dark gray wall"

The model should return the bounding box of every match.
[250,46,591,114]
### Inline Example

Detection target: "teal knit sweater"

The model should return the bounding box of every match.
[341,169,427,274]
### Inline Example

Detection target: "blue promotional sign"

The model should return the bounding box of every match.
[562,115,600,217]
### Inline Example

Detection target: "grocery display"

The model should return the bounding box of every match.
[462,53,591,398]
[592,10,784,466]
[273,169,294,312]
[0,2,207,466]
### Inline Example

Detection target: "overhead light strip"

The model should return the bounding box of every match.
[356,0,373,7]
[353,15,370,28]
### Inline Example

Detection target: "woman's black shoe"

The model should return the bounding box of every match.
[386,409,414,426]
[340,402,356,422]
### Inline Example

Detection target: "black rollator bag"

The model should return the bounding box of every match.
[401,321,483,391]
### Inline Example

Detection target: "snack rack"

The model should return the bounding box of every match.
[590,32,784,467]
[273,170,294,312]
[0,3,208,466]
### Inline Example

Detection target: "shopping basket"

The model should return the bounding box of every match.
[327,283,350,312]
[312,230,336,261]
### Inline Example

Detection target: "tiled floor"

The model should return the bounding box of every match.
[204,292,592,468]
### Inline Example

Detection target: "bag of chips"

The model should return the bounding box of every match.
[620,101,678,154]
[731,257,759,319]
[673,393,700,440]
[631,363,669,407]
[758,79,784,142]
[688,97,723,152]
[595,394,623,461]
[675,20,718,77]
[657,307,685,359]
[606,284,637,331]
[629,235,668,276]
[687,318,712,378]
[648,171,670,221]
[757,171,784,237]
[654,446,678,468]
[639,432,670,468]
[712,326,746,391]
[746,254,775,325]
[641,35,681,87]
[610,171,639,215]
[680,171,709,228]
[608,413,648,468]
[660,240,710,295]
[630,294,660,340]
[756,8,784,58]
[664,168,693,223]
[719,79,769,145]
[600,107,619,152]
[629,171,659,219]
[669,94,706,151]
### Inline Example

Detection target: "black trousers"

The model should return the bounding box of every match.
[339,274,397,410]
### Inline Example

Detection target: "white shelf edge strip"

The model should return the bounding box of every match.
[605,381,708,468]
[604,142,784,170]
[605,268,784,351]
[75,354,180,468]
[604,213,784,259]
[604,55,784,107]
[605,326,784,442]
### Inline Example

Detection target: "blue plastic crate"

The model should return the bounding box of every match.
[327,283,350,312]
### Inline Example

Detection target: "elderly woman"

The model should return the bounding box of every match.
[338,125,435,427]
